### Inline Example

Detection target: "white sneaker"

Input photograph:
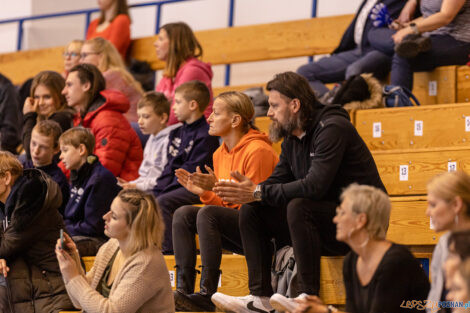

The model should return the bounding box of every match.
[211,292,275,313]
[269,293,308,312]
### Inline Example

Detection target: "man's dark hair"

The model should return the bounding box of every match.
[449,229,470,260]
[69,63,106,111]
[266,71,321,128]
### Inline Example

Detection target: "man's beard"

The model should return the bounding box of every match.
[269,112,302,143]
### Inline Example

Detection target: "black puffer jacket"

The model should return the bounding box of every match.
[261,105,386,207]
[0,169,73,312]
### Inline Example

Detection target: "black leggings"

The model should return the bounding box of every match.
[239,198,349,296]
[173,205,243,270]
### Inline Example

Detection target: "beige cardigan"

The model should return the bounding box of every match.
[65,239,175,313]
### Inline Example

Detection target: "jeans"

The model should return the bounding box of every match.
[157,187,201,254]
[239,198,349,297]
[297,48,391,97]
[391,34,470,90]
[173,205,243,271]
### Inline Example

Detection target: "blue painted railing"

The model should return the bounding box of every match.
[0,0,317,86]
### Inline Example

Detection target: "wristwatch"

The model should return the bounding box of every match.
[253,184,262,201]
[409,22,420,35]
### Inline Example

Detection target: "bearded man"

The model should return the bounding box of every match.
[210,71,386,313]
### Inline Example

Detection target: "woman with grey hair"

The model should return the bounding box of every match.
[273,184,430,313]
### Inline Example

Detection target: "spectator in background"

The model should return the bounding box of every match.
[23,120,69,215]
[285,184,430,313]
[172,91,279,312]
[0,73,22,154]
[296,0,405,97]
[23,71,74,160]
[80,37,144,122]
[368,0,470,91]
[60,127,120,256]
[86,0,131,60]
[56,189,174,313]
[447,258,470,313]
[61,63,143,181]
[425,171,470,312]
[154,22,213,125]
[153,80,219,254]
[118,92,180,192]
[0,151,73,312]
[63,40,84,78]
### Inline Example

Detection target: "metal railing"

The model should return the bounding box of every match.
[0,0,318,86]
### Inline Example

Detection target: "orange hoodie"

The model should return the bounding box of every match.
[199,128,279,209]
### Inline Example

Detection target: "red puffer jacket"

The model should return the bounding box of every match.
[73,90,142,181]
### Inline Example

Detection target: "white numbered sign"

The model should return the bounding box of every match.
[428,81,437,96]
[414,120,423,136]
[373,122,382,138]
[399,165,409,181]
[448,161,457,172]
[169,270,175,287]
[466,116,470,132]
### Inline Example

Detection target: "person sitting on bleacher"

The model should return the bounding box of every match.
[447,257,470,313]
[296,0,405,98]
[0,151,74,312]
[62,63,143,181]
[282,184,430,313]
[56,188,174,313]
[86,0,131,60]
[60,127,121,256]
[425,171,470,311]
[368,0,470,91]
[80,37,144,122]
[118,92,180,191]
[22,120,69,215]
[154,22,213,125]
[210,72,385,313]
[22,71,74,161]
[63,40,83,78]
[0,73,22,154]
[153,80,220,254]
[172,91,279,312]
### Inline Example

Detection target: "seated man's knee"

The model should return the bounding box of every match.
[286,198,309,226]
[173,205,197,225]
[239,203,259,223]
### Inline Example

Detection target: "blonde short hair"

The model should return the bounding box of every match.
[340,183,390,240]
[118,189,164,254]
[59,127,95,155]
[0,151,23,179]
[427,171,470,217]
[216,91,255,132]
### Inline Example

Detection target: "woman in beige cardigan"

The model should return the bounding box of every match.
[55,188,174,313]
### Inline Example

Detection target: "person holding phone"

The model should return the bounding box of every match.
[56,188,174,313]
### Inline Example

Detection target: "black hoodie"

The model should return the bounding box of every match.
[261,105,385,207]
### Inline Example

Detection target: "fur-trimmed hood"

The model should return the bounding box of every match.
[343,73,384,111]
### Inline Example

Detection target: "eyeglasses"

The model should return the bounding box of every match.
[80,52,100,59]
[63,52,80,58]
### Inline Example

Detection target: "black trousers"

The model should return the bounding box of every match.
[239,198,349,297]
[157,187,200,253]
[173,205,243,270]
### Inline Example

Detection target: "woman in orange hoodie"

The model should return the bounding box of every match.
[172,91,279,312]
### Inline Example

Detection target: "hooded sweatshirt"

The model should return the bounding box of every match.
[200,128,279,209]
[262,104,386,208]
[156,57,213,125]
[74,89,143,181]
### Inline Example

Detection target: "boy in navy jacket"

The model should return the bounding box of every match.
[22,120,69,215]
[60,127,120,256]
[154,80,219,254]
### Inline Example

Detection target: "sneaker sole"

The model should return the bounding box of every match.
[269,294,296,312]
[211,294,250,313]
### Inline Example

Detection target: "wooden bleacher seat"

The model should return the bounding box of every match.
[354,102,470,151]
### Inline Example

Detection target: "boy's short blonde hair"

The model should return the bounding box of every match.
[175,80,210,112]
[137,91,170,117]
[59,127,95,155]
[0,151,23,179]
[33,120,63,149]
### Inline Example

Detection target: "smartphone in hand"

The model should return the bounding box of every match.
[60,229,65,250]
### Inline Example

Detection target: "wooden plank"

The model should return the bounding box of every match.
[457,66,470,103]
[373,147,470,195]
[388,197,441,245]
[412,66,457,105]
[355,103,470,151]
[213,84,266,97]
[130,15,353,71]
